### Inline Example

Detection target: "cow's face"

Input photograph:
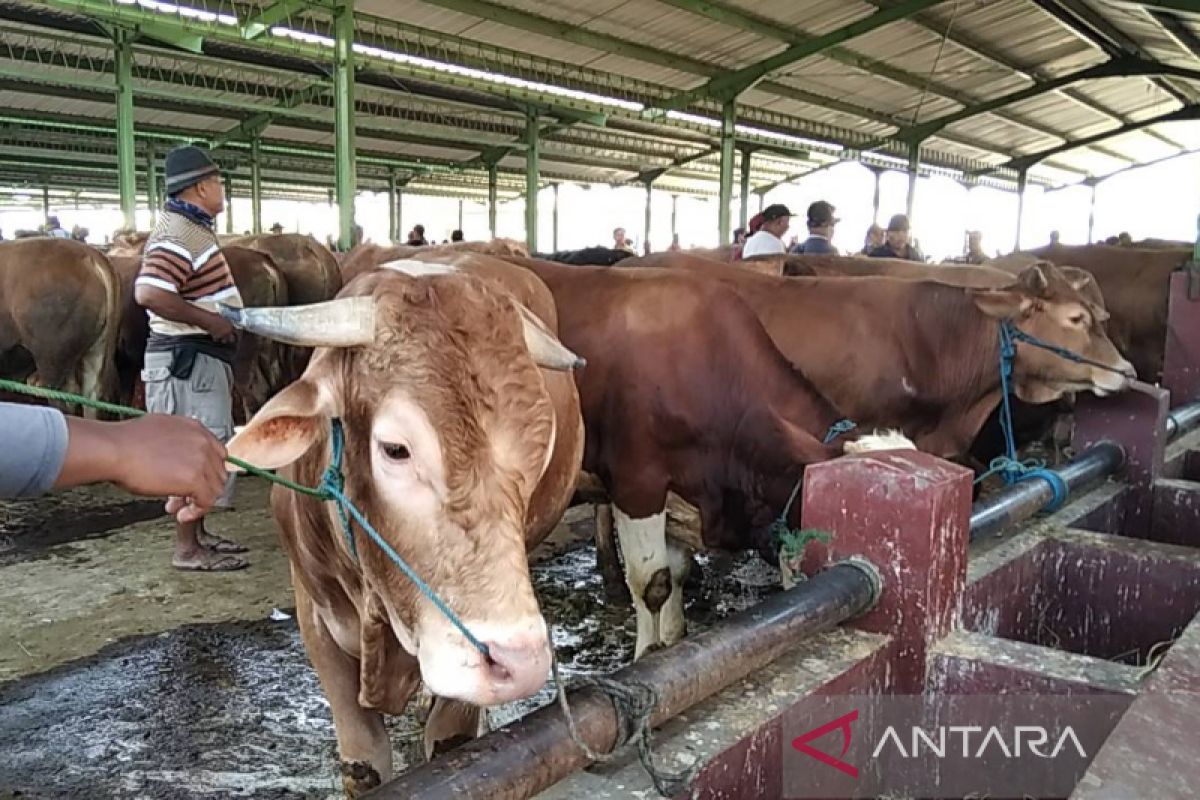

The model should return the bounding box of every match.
[228,268,580,707]
[971,263,1135,403]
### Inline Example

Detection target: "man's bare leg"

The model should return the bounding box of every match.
[173,517,247,571]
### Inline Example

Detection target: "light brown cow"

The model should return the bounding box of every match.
[990,243,1187,382]
[224,257,583,796]
[0,239,120,414]
[340,239,531,285]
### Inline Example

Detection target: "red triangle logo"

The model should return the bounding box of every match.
[791,709,859,778]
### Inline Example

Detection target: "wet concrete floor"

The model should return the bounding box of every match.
[0,481,779,798]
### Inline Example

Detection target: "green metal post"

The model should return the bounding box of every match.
[718,100,736,245]
[905,143,919,221]
[871,166,882,223]
[251,136,263,234]
[1087,180,1097,244]
[333,1,357,250]
[1015,168,1028,251]
[671,193,678,237]
[387,171,398,242]
[643,179,653,253]
[114,30,136,230]
[145,142,158,223]
[41,185,49,219]
[487,164,497,237]
[738,147,752,229]
[397,184,403,241]
[525,111,540,252]
[552,182,559,252]
[224,173,234,233]
[458,198,464,233]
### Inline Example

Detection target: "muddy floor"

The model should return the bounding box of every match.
[0,480,779,799]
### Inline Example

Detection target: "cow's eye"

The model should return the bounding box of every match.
[381,442,411,461]
[1069,313,1087,326]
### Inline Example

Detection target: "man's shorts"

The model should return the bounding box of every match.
[142,350,236,509]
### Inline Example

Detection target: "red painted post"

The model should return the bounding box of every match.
[798,451,973,691]
[1073,383,1169,538]
[1162,270,1200,405]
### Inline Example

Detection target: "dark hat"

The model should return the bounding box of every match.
[807,200,839,227]
[761,203,795,222]
[887,213,910,232]
[164,145,220,196]
[270,222,284,233]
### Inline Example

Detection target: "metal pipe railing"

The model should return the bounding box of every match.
[366,560,880,800]
[970,398,1200,541]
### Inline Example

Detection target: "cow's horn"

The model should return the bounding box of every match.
[515,304,585,371]
[218,296,375,347]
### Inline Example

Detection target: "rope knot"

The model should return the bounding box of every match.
[822,418,857,444]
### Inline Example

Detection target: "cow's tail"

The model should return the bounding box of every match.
[79,249,121,416]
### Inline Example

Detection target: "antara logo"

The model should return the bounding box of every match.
[791,709,859,778]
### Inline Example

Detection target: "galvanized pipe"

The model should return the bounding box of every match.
[367,560,879,800]
[1167,400,1200,439]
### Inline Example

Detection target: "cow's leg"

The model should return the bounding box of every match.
[295,586,391,797]
[593,503,630,605]
[660,540,693,648]
[423,696,485,760]
[614,506,674,660]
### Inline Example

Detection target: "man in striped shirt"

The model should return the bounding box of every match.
[135,145,248,572]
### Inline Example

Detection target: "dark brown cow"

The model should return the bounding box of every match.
[225,257,583,795]
[504,256,910,657]
[230,233,342,306]
[991,243,1187,382]
[0,239,119,414]
[622,255,1133,459]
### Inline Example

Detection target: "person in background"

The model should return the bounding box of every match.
[270,222,285,234]
[732,227,747,247]
[612,227,635,254]
[862,224,884,255]
[407,225,428,246]
[71,225,89,243]
[1104,235,1119,245]
[451,229,464,242]
[0,403,227,523]
[1118,231,1133,247]
[741,204,795,258]
[1049,230,1060,246]
[45,216,70,239]
[790,200,839,255]
[134,144,248,572]
[965,230,986,264]
[870,214,925,262]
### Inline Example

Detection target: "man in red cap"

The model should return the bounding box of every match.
[741,204,794,258]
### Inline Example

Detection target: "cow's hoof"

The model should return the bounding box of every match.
[339,760,382,797]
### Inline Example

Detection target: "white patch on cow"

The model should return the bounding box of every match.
[901,376,917,397]
[843,430,917,454]
[614,507,672,660]
[380,260,459,277]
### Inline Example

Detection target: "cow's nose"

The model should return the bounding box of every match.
[483,635,551,699]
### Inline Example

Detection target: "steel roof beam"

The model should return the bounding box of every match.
[988,104,1200,173]
[650,0,949,110]
[241,0,330,40]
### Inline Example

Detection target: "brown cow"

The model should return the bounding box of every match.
[340,239,530,285]
[505,256,910,658]
[230,233,342,306]
[623,255,1134,459]
[991,243,1187,382]
[0,239,120,414]
[224,258,583,795]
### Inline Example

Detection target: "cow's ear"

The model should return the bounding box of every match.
[970,288,1035,319]
[1018,263,1051,296]
[227,378,332,470]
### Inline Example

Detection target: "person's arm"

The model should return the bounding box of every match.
[134,285,235,343]
[0,404,69,499]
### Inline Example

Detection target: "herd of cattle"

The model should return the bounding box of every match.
[0,230,1189,795]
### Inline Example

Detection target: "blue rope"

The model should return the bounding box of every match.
[823,419,857,444]
[977,322,1070,512]
[318,419,490,659]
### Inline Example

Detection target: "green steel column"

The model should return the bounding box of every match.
[458,198,464,232]
[905,143,919,222]
[41,185,49,218]
[224,173,234,233]
[718,100,736,245]
[871,166,882,222]
[1015,168,1028,251]
[387,171,398,242]
[552,182,559,252]
[1087,180,1097,244]
[738,147,752,229]
[525,111,540,252]
[114,30,136,230]
[671,193,678,237]
[251,136,263,234]
[643,179,653,253]
[333,1,357,251]
[145,143,158,223]
[487,164,497,237]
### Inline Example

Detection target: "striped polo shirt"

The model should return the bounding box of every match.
[135,208,243,338]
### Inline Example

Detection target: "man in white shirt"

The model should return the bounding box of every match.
[740,204,795,258]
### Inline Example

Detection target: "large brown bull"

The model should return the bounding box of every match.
[224,256,582,795]
[339,239,530,285]
[0,239,120,414]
